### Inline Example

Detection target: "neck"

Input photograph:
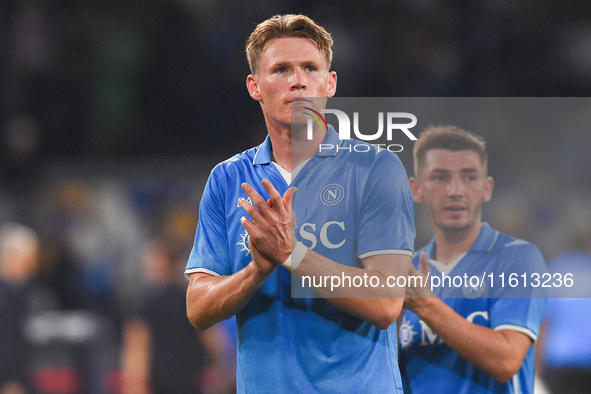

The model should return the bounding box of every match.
[432,221,482,265]
[267,122,325,171]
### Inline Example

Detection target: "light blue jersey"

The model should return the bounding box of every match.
[400,223,546,394]
[186,127,415,393]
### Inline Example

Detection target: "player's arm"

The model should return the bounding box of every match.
[408,298,532,382]
[404,252,533,383]
[292,250,410,329]
[186,173,288,331]
[186,258,276,331]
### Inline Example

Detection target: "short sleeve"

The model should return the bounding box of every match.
[489,243,547,340]
[357,150,415,258]
[185,167,232,277]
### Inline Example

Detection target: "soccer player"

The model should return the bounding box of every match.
[399,126,547,393]
[185,14,415,393]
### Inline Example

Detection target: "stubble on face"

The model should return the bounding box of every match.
[416,149,492,237]
[249,37,336,131]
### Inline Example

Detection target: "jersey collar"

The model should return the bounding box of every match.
[252,125,342,166]
[252,135,273,165]
[426,222,500,259]
[470,222,500,253]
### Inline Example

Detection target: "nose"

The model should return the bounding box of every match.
[289,68,307,91]
[447,176,464,197]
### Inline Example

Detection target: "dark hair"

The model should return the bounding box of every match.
[413,125,488,177]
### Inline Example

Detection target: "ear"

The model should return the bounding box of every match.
[327,71,337,98]
[246,74,261,101]
[483,176,494,203]
[409,177,423,203]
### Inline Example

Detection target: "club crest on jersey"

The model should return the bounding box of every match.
[399,316,417,348]
[462,277,486,299]
[237,230,250,256]
[320,184,345,206]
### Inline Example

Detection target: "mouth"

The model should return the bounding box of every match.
[444,204,467,212]
[289,97,311,104]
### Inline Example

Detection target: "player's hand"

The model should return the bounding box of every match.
[247,235,277,274]
[238,179,297,266]
[403,252,434,312]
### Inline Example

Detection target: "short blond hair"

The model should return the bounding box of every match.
[246,14,333,74]
[413,125,488,177]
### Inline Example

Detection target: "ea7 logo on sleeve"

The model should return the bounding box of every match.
[237,197,253,207]
[320,184,345,206]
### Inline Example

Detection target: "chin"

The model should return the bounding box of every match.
[437,219,473,233]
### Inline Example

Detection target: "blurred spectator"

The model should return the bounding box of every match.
[121,237,233,394]
[0,222,47,393]
[35,180,145,322]
[537,228,591,394]
[36,182,103,312]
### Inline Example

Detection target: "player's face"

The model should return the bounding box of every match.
[246,37,337,129]
[410,149,493,234]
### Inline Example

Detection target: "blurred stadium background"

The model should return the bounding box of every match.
[1,1,590,393]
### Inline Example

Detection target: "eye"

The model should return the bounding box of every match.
[305,65,317,72]
[276,67,286,74]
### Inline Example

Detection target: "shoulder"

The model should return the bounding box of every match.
[496,233,541,255]
[202,146,258,202]
[206,146,261,190]
[372,148,408,181]
[341,141,409,180]
[211,146,258,175]
[342,140,404,164]
[493,232,545,268]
